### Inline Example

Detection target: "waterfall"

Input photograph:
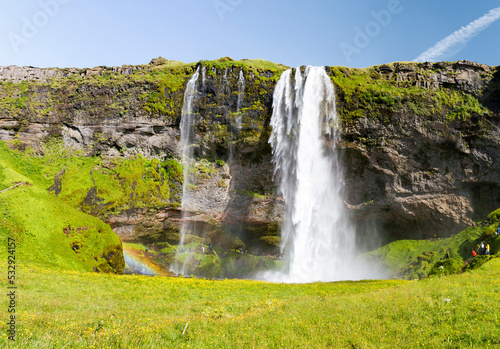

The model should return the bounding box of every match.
[228,69,245,162]
[202,66,207,90]
[179,66,202,212]
[221,67,230,100]
[236,69,245,129]
[170,66,204,275]
[268,66,364,283]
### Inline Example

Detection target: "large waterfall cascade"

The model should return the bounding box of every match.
[171,65,375,281]
[268,66,368,283]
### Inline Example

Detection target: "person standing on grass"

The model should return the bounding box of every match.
[486,244,490,255]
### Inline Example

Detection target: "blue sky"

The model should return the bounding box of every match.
[1,0,499,68]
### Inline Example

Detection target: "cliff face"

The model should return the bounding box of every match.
[0,57,498,241]
[335,61,500,238]
[343,108,500,239]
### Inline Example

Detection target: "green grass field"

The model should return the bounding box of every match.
[1,259,500,348]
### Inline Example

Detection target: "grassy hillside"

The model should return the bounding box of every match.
[364,208,500,279]
[0,141,124,273]
[2,257,499,348]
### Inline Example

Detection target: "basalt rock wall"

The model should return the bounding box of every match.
[0,58,499,240]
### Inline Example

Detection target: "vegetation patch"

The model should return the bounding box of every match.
[328,63,497,145]
[0,140,184,218]
[0,142,124,273]
[365,208,500,279]
[428,257,464,277]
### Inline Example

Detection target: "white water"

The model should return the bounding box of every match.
[221,67,230,99]
[171,66,204,275]
[236,69,245,129]
[179,66,202,213]
[267,66,371,283]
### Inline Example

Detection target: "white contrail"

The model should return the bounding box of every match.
[414,6,500,62]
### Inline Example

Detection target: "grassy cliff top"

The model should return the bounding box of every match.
[1,57,497,127]
[0,57,290,82]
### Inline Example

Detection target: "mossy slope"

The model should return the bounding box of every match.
[0,142,124,273]
[364,208,500,279]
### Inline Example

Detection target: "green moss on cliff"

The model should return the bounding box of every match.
[0,81,29,120]
[140,63,196,119]
[1,139,184,218]
[329,64,492,124]
[0,58,279,162]
[199,57,288,81]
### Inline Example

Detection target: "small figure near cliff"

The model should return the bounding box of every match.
[472,250,477,258]
[445,251,450,260]
[485,244,490,255]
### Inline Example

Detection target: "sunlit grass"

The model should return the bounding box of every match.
[2,257,500,348]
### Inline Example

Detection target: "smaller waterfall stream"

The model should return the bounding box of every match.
[236,69,245,130]
[179,67,201,214]
[170,66,204,275]
[221,67,230,104]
